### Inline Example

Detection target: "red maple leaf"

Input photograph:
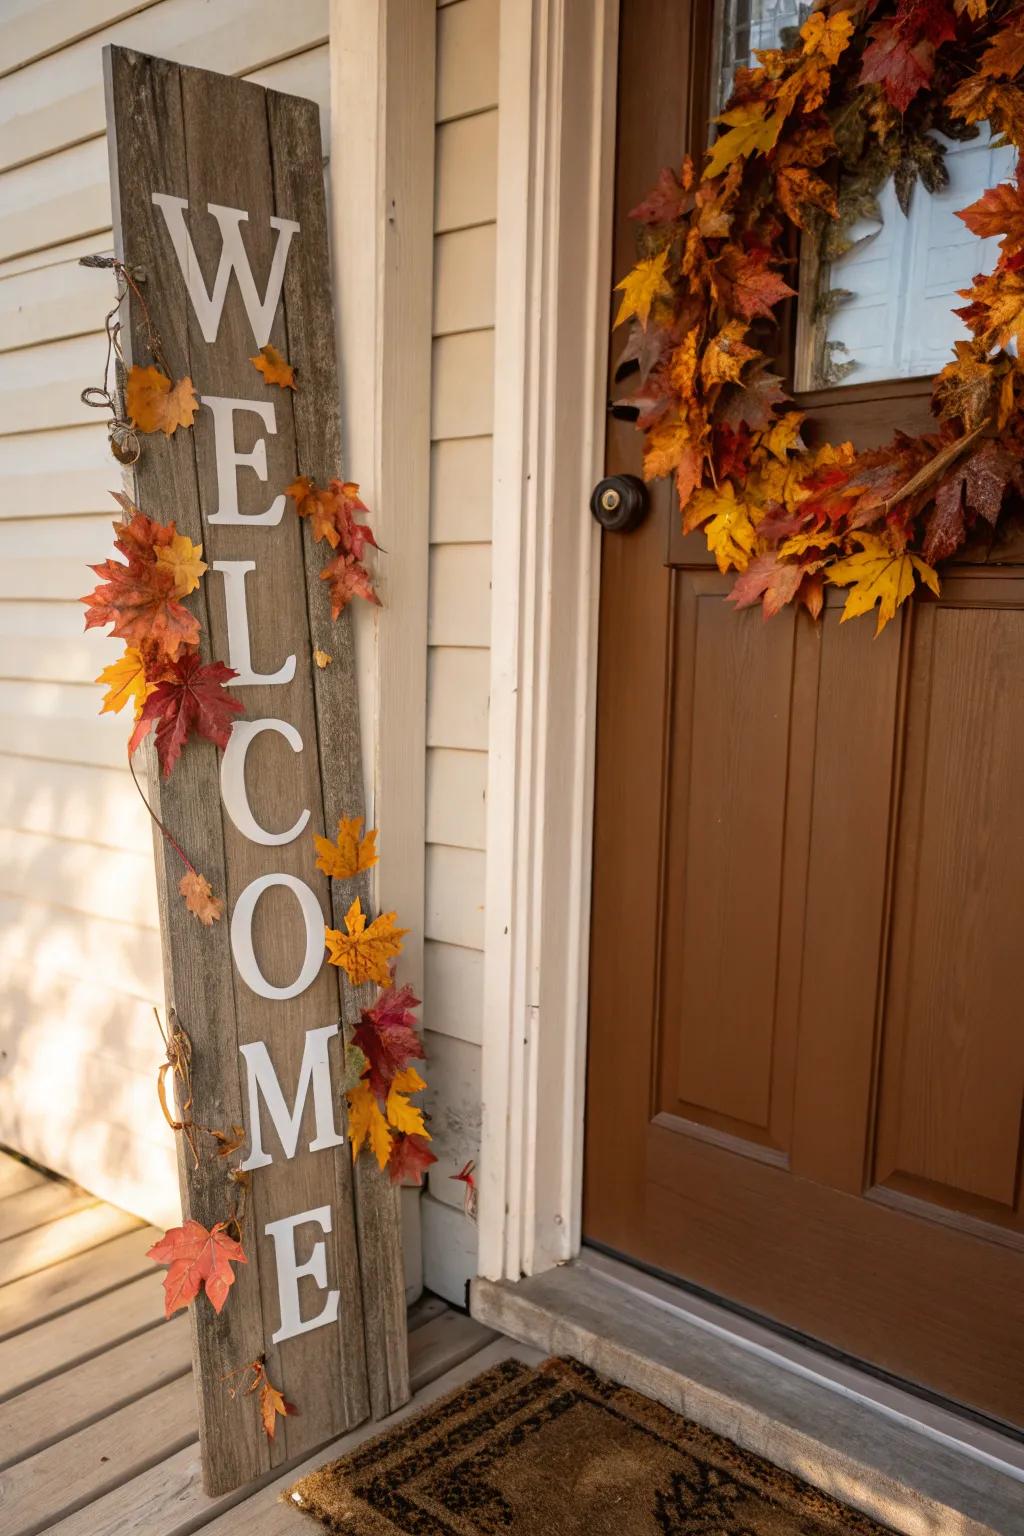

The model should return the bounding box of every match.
[352,977,425,1100]
[320,552,381,618]
[329,481,379,562]
[892,0,957,47]
[387,1133,437,1186]
[147,1219,247,1318]
[713,247,795,322]
[859,23,935,112]
[628,163,692,225]
[130,654,243,776]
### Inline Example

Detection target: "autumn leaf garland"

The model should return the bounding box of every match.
[317,816,437,1187]
[615,0,1024,633]
[78,275,413,1445]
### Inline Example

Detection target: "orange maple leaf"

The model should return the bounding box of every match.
[260,1378,298,1438]
[321,550,381,618]
[250,344,297,390]
[146,1219,246,1318]
[179,869,224,925]
[125,365,199,436]
[325,897,408,987]
[314,816,379,880]
[957,174,1024,254]
[83,553,199,659]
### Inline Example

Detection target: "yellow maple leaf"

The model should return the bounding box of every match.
[800,10,853,65]
[704,106,784,182]
[827,535,940,635]
[155,531,207,597]
[686,483,757,572]
[392,1065,427,1095]
[669,328,699,397]
[125,365,199,436]
[700,321,759,386]
[762,411,804,463]
[313,647,332,668]
[249,344,296,390]
[96,646,153,720]
[614,250,672,330]
[314,817,379,880]
[179,869,223,926]
[386,1076,429,1138]
[347,1079,392,1169]
[325,897,408,987]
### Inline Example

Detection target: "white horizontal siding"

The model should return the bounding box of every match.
[422,1,497,1298]
[0,1,330,1229]
[430,436,493,542]
[0,0,329,173]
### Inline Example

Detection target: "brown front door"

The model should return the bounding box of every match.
[584,0,1024,1431]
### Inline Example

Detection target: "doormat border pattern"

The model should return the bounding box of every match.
[286,1354,896,1534]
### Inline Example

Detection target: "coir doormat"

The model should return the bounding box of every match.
[286,1355,894,1534]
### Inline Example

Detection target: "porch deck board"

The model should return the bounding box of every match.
[0,1150,530,1535]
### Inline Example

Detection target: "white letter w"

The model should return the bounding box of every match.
[151,194,299,348]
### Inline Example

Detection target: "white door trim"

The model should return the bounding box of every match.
[479,0,621,1282]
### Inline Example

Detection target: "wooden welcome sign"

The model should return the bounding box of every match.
[103,46,408,1493]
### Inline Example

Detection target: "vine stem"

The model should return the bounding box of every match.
[882,419,989,515]
[128,750,196,874]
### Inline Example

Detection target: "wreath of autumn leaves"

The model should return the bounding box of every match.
[615,0,1024,631]
[79,289,434,1436]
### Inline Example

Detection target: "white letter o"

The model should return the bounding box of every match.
[231,874,323,1000]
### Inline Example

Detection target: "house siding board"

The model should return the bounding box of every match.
[0,0,491,1307]
[422,0,496,1300]
[0,5,330,1229]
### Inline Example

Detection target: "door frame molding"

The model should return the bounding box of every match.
[479,0,620,1282]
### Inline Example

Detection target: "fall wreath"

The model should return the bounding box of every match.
[614,0,1024,631]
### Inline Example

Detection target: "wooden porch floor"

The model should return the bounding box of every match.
[0,1150,536,1536]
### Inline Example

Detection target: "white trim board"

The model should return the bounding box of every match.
[479,0,620,1283]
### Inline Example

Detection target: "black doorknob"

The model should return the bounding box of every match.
[589,474,649,533]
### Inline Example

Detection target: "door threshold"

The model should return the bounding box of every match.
[471,1248,1024,1536]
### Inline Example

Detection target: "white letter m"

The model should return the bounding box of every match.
[238,1024,344,1170]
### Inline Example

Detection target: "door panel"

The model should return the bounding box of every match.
[585,0,1024,1429]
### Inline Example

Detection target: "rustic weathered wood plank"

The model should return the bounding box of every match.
[0,1373,197,1536]
[266,80,408,1421]
[0,1269,166,1400]
[103,43,389,1491]
[0,1154,46,1200]
[0,1315,191,1471]
[44,1324,529,1536]
[0,1226,155,1340]
[104,46,266,1496]
[0,1181,95,1242]
[0,1203,142,1288]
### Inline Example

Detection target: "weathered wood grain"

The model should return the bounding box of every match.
[0,1373,197,1536]
[0,1226,155,1340]
[103,43,400,1492]
[267,82,409,1420]
[0,1314,191,1470]
[0,1202,141,1288]
[0,1269,166,1399]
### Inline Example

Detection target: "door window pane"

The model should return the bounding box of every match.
[712,1,1012,388]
